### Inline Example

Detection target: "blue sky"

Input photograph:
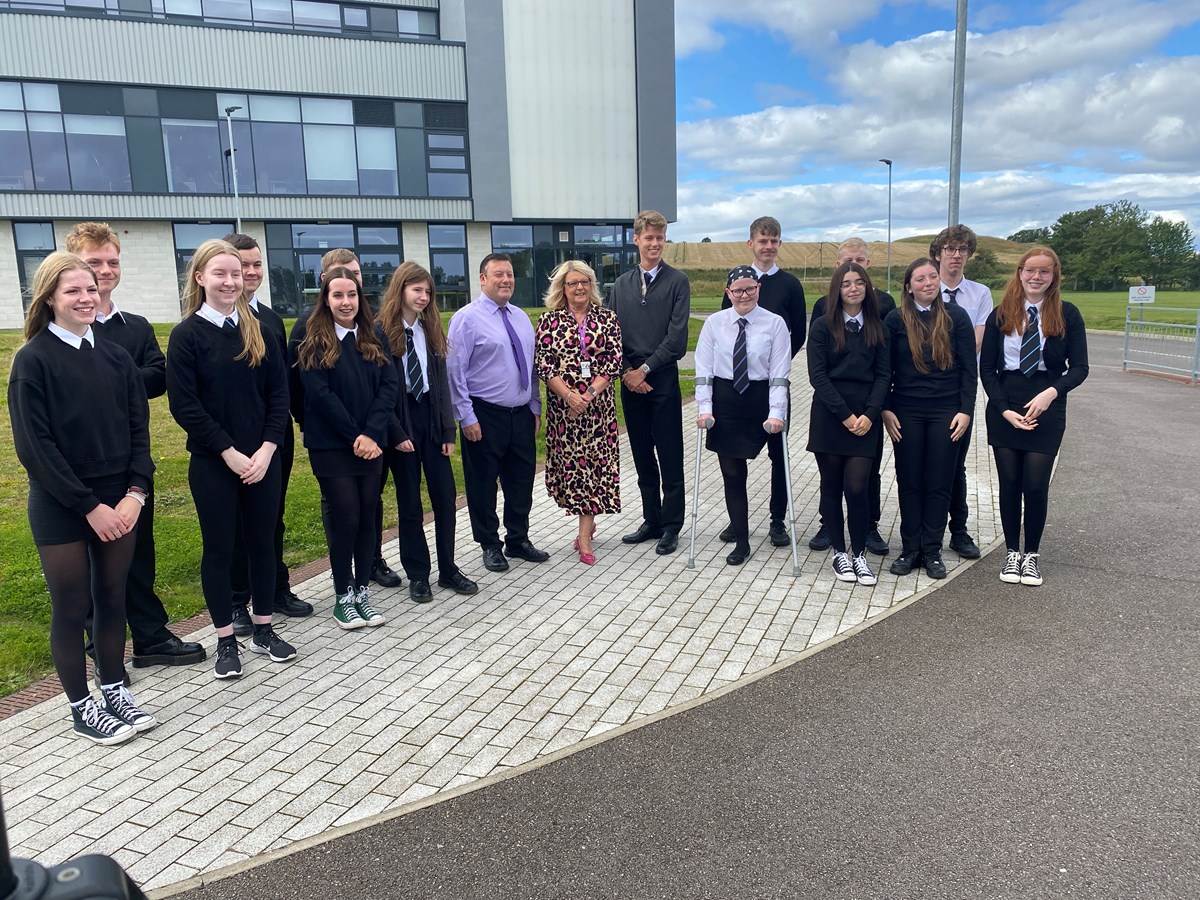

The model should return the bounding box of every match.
[670,0,1200,243]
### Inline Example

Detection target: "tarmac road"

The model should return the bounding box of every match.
[179,363,1199,900]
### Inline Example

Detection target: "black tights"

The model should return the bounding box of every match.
[38,533,135,703]
[993,447,1055,553]
[719,455,750,551]
[318,474,380,594]
[814,453,873,554]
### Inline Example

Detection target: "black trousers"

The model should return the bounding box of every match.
[389,394,458,579]
[189,452,281,629]
[231,421,294,604]
[460,397,536,551]
[621,366,685,534]
[948,419,973,536]
[891,405,959,555]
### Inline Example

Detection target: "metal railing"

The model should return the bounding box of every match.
[1122,307,1200,383]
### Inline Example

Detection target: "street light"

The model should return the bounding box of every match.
[948,0,968,227]
[879,158,893,292]
[223,105,243,233]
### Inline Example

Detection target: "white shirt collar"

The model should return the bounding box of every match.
[197,303,237,328]
[335,323,358,340]
[914,302,932,313]
[641,264,661,281]
[94,298,125,325]
[843,310,864,326]
[248,295,260,312]
[753,263,779,278]
[48,322,95,349]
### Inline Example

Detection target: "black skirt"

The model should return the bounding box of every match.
[806,380,881,459]
[706,378,770,460]
[985,370,1066,454]
[28,473,129,545]
[308,447,384,479]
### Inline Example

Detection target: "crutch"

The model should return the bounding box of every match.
[766,376,801,576]
[687,378,715,569]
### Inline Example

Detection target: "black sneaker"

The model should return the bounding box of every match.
[718,525,737,543]
[852,552,878,586]
[250,624,297,662]
[924,552,948,579]
[101,684,157,732]
[1020,552,1043,586]
[865,527,890,556]
[808,525,831,551]
[71,697,136,746]
[230,604,253,637]
[831,551,856,583]
[370,558,403,588]
[273,590,314,618]
[769,523,790,547]
[214,637,243,680]
[949,532,981,559]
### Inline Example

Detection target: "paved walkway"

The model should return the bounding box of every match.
[0,354,1000,894]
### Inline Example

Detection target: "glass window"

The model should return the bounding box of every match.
[23,83,61,112]
[164,0,201,13]
[394,102,422,128]
[292,0,338,29]
[0,83,23,111]
[343,5,366,28]
[357,226,398,246]
[301,97,353,125]
[159,88,215,120]
[253,122,306,193]
[251,0,289,23]
[201,0,249,21]
[428,154,465,169]
[64,114,131,192]
[120,0,153,14]
[303,124,356,194]
[217,118,255,193]
[356,126,397,196]
[417,10,437,35]
[431,252,466,288]
[396,127,425,196]
[15,222,55,249]
[427,133,465,150]
[575,225,621,246]
[358,252,400,303]
[491,225,533,249]
[0,112,32,190]
[26,113,70,191]
[369,6,396,33]
[395,9,420,34]
[126,116,169,193]
[249,94,300,122]
[291,224,354,248]
[173,222,236,250]
[428,224,465,249]
[428,172,469,197]
[162,118,223,193]
[58,83,123,116]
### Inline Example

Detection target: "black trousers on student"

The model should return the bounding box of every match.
[460,397,536,551]
[231,421,294,604]
[891,405,959,556]
[621,366,685,534]
[948,419,973,537]
[190,452,281,629]
[389,393,458,580]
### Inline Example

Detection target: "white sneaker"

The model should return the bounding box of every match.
[852,552,877,586]
[1000,550,1023,584]
[832,551,857,583]
[1020,552,1043,586]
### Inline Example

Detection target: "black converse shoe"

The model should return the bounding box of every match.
[852,552,877,586]
[71,697,136,746]
[999,550,1023,584]
[832,551,857,583]
[214,636,243,680]
[250,624,297,662]
[1020,552,1043,586]
[101,684,157,732]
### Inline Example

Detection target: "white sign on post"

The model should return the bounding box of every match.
[1129,285,1156,304]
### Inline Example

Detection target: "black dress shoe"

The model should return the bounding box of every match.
[409,579,433,603]
[370,558,403,588]
[622,522,663,544]
[949,533,981,559]
[273,590,314,618]
[230,604,253,637]
[924,552,948,579]
[889,551,923,576]
[505,540,550,563]
[865,527,890,556]
[438,570,479,595]
[769,522,790,547]
[808,525,832,551]
[726,546,751,566]
[132,635,207,668]
[655,531,679,555]
[482,548,509,572]
[718,525,737,543]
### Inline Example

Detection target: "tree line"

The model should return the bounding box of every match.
[1006,200,1199,291]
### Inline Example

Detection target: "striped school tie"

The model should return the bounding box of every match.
[405,326,424,397]
[1020,307,1042,376]
[732,317,750,394]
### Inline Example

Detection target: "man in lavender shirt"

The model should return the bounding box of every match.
[447,253,550,573]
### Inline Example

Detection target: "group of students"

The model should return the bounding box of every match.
[8,216,1087,747]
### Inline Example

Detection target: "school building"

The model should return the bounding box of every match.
[0,0,676,326]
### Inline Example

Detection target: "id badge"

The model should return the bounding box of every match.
[580,360,592,379]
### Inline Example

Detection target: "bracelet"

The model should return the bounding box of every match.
[124,491,147,507]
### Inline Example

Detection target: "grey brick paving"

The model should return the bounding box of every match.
[0,356,998,892]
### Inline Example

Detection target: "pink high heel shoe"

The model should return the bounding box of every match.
[572,536,596,565]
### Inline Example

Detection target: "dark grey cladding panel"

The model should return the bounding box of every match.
[633,0,677,221]
[463,0,513,222]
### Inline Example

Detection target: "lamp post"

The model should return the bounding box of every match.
[879,158,893,292]
[223,105,243,233]
[948,0,968,227]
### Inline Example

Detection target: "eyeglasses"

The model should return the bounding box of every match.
[565,280,592,289]
[728,286,759,297]
[943,246,970,256]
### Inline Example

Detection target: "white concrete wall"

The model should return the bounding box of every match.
[0,224,24,331]
[466,222,493,286]
[402,221,431,271]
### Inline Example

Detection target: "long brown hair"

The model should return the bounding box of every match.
[824,262,884,352]
[996,246,1065,338]
[900,257,954,374]
[22,252,97,342]
[296,267,389,370]
[181,239,267,367]
[378,262,448,359]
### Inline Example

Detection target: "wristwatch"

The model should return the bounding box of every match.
[586,385,597,396]
[640,363,651,375]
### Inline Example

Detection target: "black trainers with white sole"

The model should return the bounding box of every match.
[250,624,297,662]
[102,684,157,732]
[214,636,243,680]
[71,697,136,745]
[832,551,857,582]
[999,550,1023,584]
[1020,552,1043,586]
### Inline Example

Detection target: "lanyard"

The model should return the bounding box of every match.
[577,315,590,359]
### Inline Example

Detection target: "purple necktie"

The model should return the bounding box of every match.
[499,305,529,389]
